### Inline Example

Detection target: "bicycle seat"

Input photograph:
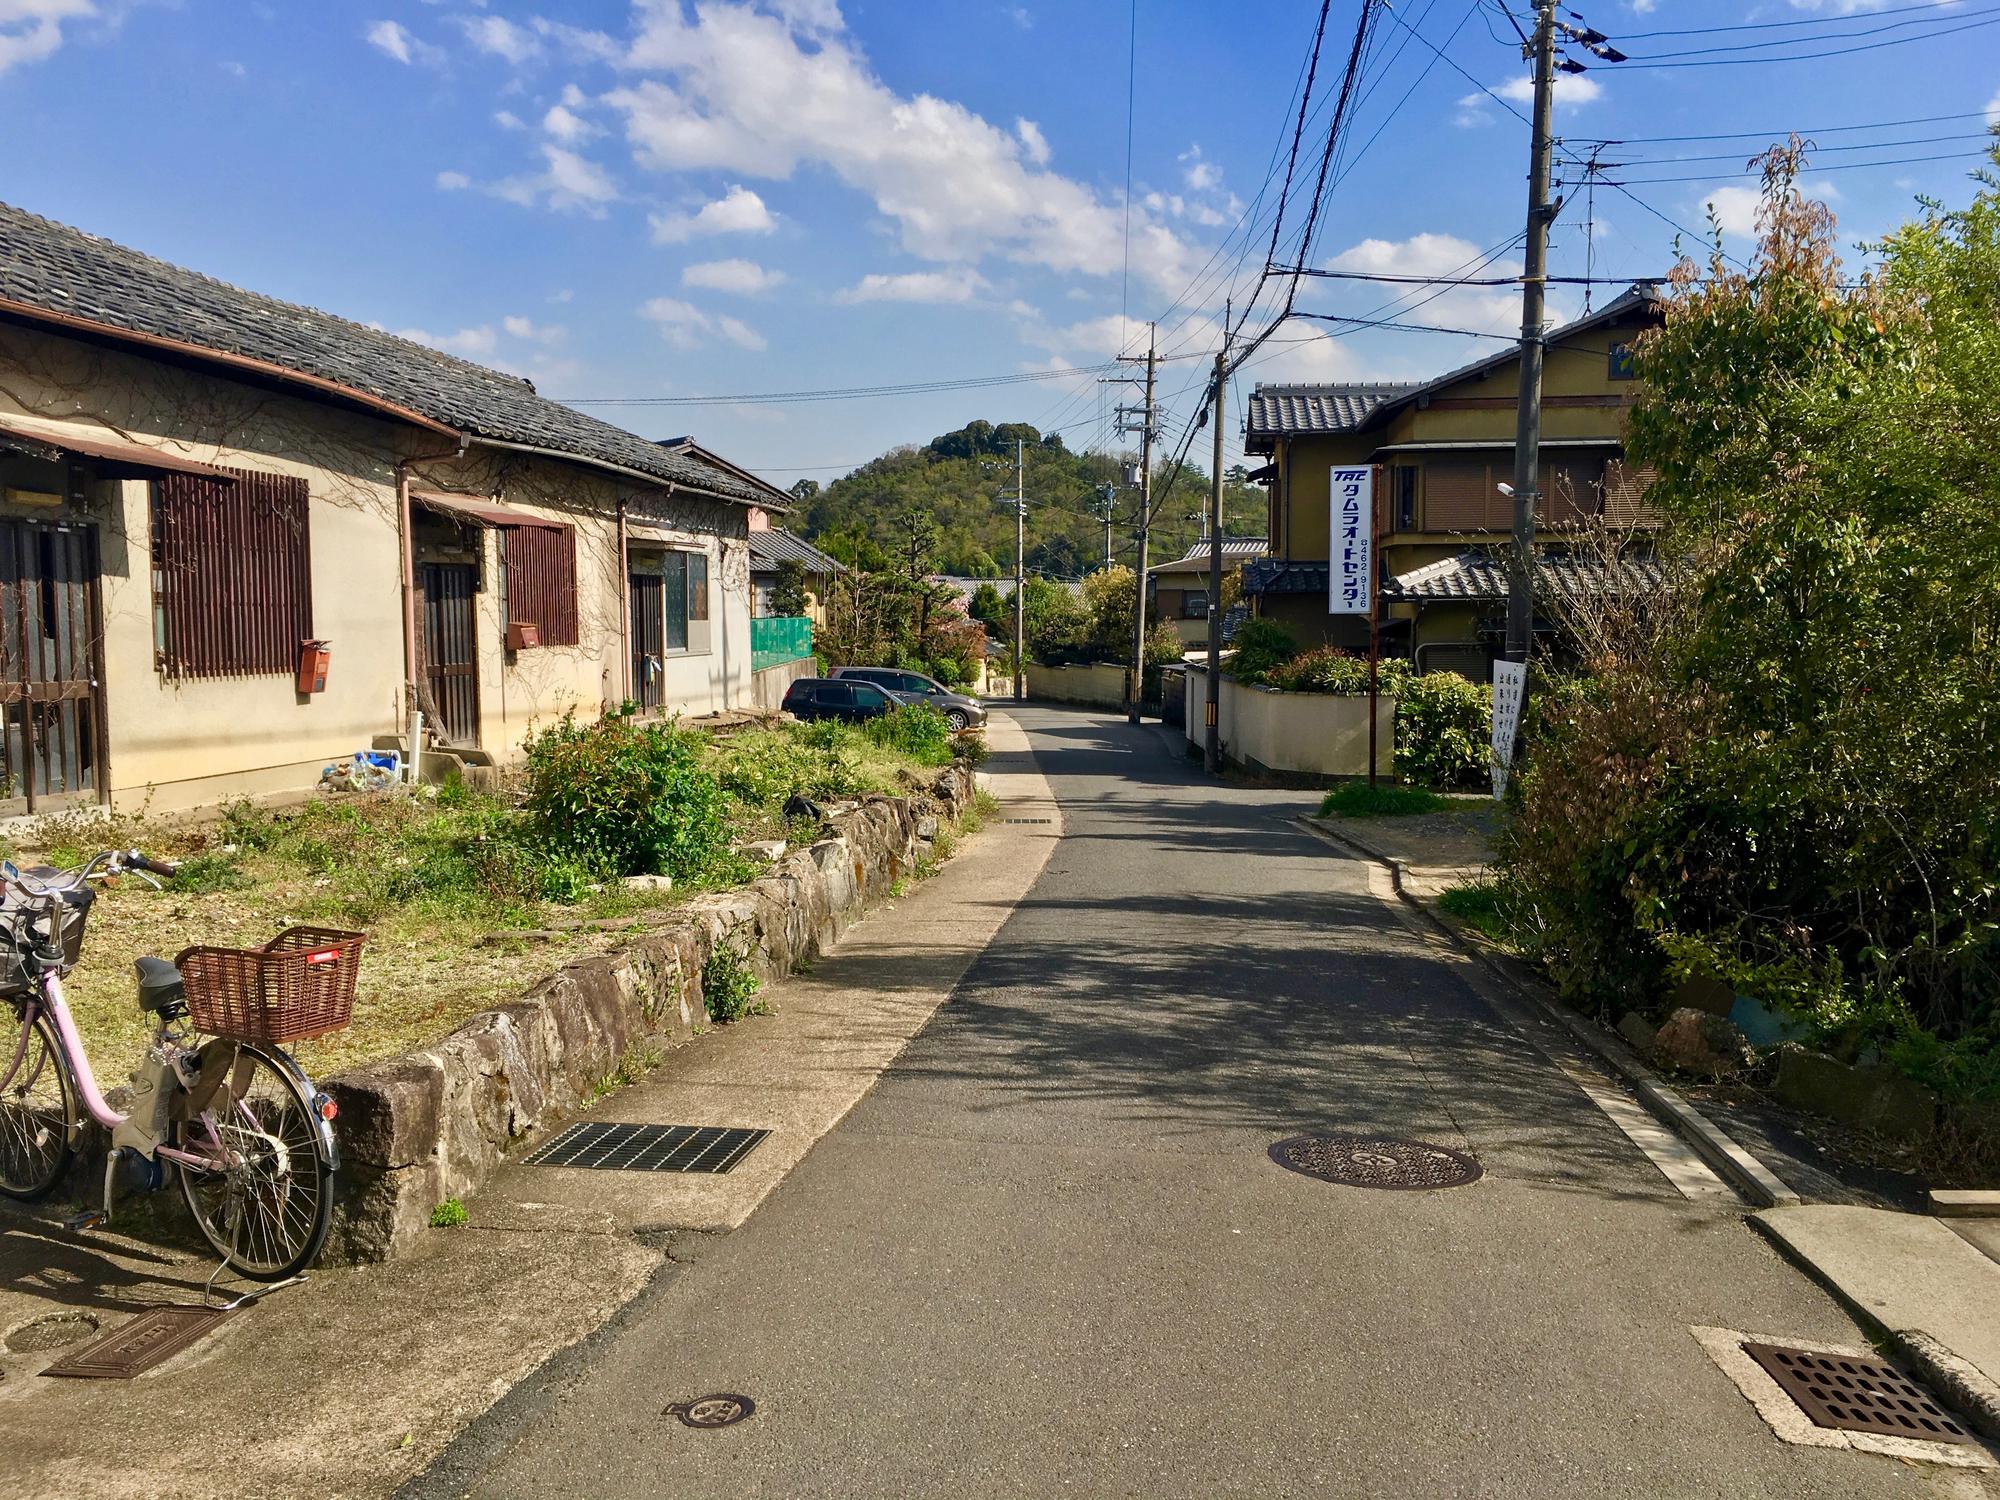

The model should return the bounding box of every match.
[134,955,184,1013]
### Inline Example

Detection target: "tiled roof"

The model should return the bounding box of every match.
[1242,558,1330,596]
[1150,536,1268,573]
[0,201,764,505]
[749,528,846,574]
[1244,383,1420,439]
[1387,549,1664,600]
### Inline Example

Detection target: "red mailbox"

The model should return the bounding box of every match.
[297,639,331,694]
[506,620,541,652]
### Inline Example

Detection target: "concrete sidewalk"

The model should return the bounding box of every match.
[1756,1204,2000,1439]
[1305,799,1496,901]
[0,713,1059,1499]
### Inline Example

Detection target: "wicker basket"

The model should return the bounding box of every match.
[177,927,365,1044]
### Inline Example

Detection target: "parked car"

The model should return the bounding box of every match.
[780,676,904,725]
[828,667,988,731]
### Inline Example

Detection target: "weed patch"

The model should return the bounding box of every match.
[1320,783,1445,818]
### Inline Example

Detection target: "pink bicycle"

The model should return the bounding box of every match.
[0,849,355,1281]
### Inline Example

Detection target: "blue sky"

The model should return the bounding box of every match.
[2,1,1995,483]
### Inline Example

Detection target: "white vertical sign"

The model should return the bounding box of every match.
[1329,466,1373,615]
[1490,659,1527,800]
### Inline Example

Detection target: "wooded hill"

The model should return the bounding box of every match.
[789,420,1266,579]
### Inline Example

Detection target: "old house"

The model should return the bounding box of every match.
[0,201,776,815]
[1242,284,1662,681]
[1147,536,1267,648]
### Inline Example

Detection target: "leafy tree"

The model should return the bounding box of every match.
[788,478,821,502]
[768,558,810,618]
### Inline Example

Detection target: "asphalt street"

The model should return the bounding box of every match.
[440,707,1990,1499]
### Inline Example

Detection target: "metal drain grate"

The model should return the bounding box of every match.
[523,1122,769,1174]
[40,1307,232,1379]
[6,1313,99,1354]
[666,1393,756,1428]
[1742,1342,1973,1445]
[1268,1134,1483,1190]
[1000,817,1053,824]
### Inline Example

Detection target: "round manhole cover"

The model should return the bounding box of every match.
[1268,1134,1482,1190]
[667,1393,756,1429]
[6,1313,100,1354]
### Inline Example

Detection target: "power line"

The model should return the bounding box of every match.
[1605,130,2000,168]
[1617,11,2000,68]
[555,364,1121,407]
[1120,0,1138,346]
[1608,147,1995,186]
[1614,0,1974,41]
[1579,108,1998,146]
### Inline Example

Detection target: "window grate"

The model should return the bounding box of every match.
[151,469,311,679]
[504,524,578,646]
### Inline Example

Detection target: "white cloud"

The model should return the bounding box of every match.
[542,103,598,144]
[501,315,565,343]
[529,16,621,63]
[550,288,575,303]
[219,59,246,78]
[366,19,429,65]
[492,144,618,215]
[1008,6,1033,28]
[1181,144,1220,191]
[0,1,91,75]
[1459,72,1601,126]
[397,324,499,359]
[1323,232,1567,337]
[494,109,526,130]
[640,296,767,352]
[1702,185,1762,238]
[607,2,1201,292]
[455,14,539,65]
[682,258,788,294]
[1630,0,1656,12]
[835,268,990,304]
[1988,87,2000,126]
[648,184,777,243]
[435,169,472,191]
[1015,118,1050,166]
[1495,72,1602,108]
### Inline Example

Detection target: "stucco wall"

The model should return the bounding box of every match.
[1027,662,1128,709]
[0,323,754,814]
[1186,665,1395,779]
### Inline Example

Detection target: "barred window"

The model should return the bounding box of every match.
[151,469,312,679]
[503,524,578,646]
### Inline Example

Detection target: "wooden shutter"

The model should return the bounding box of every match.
[503,524,578,646]
[151,468,312,679]
[1602,459,1661,526]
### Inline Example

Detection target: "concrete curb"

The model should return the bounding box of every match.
[1748,1215,2000,1443]
[1296,814,1802,1210]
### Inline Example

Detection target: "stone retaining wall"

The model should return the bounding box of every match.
[320,765,975,1262]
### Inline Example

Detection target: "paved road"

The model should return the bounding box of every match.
[440,708,1990,1499]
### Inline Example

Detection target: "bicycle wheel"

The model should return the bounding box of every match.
[175,1044,333,1280]
[0,1005,76,1200]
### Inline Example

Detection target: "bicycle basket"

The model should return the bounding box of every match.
[176,927,364,1044]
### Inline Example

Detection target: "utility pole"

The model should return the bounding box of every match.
[1122,325,1158,725]
[1507,0,1558,665]
[1204,317,1228,776]
[1012,437,1026,703]
[1100,485,1115,573]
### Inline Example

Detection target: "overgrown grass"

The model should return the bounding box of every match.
[43,713,977,1078]
[1437,880,1514,946]
[1318,783,1446,818]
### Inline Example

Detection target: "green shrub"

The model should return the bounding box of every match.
[429,1198,468,1229]
[702,945,761,1023]
[1438,881,1515,945]
[166,851,252,893]
[1226,618,1297,683]
[521,712,729,881]
[1395,671,1491,790]
[863,704,954,766]
[716,723,866,808]
[1319,783,1444,818]
[1266,646,1413,697]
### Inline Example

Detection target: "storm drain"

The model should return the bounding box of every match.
[666,1393,756,1429]
[5,1312,99,1354]
[1742,1343,1973,1446]
[523,1122,769,1174]
[40,1307,233,1380]
[1000,817,1053,824]
[1267,1134,1483,1190]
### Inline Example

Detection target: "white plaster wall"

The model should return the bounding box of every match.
[1185,666,1396,778]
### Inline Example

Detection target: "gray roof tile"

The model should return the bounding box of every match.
[0,200,763,504]
[749,528,846,573]
[1387,549,1663,600]
[1244,383,1419,439]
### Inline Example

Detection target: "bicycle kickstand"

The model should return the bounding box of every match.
[62,1145,122,1234]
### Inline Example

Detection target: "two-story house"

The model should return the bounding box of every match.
[1242,283,1663,682]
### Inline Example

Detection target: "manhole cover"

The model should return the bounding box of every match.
[523,1122,769,1174]
[5,1313,99,1354]
[666,1393,756,1429]
[1267,1134,1483,1190]
[1742,1342,1973,1445]
[41,1306,234,1380]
